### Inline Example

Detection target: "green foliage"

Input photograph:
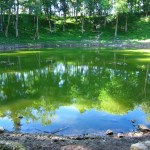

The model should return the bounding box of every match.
[113,0,129,14]
[0,14,150,44]
[0,0,149,41]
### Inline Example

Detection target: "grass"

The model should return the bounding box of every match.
[0,14,150,45]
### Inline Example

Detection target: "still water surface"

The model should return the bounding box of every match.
[0,48,150,136]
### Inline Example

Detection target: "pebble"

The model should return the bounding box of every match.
[117,133,124,138]
[53,139,58,142]
[134,132,143,137]
[138,124,150,132]
[130,142,149,150]
[130,143,148,150]
[128,132,134,137]
[106,129,113,135]
[0,127,4,133]
[145,141,150,147]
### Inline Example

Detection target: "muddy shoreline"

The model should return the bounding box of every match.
[0,41,150,51]
[0,131,150,150]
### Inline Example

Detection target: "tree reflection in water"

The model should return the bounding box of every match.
[0,48,150,133]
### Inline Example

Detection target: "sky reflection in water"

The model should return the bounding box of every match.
[0,48,150,135]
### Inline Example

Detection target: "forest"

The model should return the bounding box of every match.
[0,0,150,42]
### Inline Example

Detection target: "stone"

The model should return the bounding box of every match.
[144,141,150,147]
[0,141,25,150]
[0,127,4,133]
[62,145,88,150]
[138,124,150,132]
[106,129,113,135]
[130,143,148,150]
[128,132,134,137]
[134,132,143,137]
[117,133,124,138]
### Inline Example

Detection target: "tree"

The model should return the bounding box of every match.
[0,2,3,32]
[42,0,53,32]
[4,0,14,37]
[15,0,19,37]
[59,0,69,31]
[25,0,42,39]
[143,0,150,16]
[113,0,128,37]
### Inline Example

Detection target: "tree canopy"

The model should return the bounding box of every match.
[0,0,149,39]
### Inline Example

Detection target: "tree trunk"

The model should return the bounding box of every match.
[125,14,128,32]
[0,4,3,32]
[34,16,39,39]
[63,13,66,32]
[54,8,56,33]
[34,16,36,27]
[81,14,84,34]
[138,0,140,13]
[54,20,56,33]
[49,20,52,32]
[15,0,19,37]
[5,10,11,37]
[74,7,77,22]
[114,14,118,38]
[104,16,107,27]
[48,5,52,32]
[75,9,78,22]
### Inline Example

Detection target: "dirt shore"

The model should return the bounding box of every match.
[0,40,150,51]
[0,131,150,150]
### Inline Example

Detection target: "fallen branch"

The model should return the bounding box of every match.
[36,126,69,134]
[51,126,69,134]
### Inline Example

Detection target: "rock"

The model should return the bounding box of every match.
[128,132,134,137]
[138,124,150,132]
[62,145,89,150]
[144,141,150,147]
[117,133,124,138]
[0,127,4,133]
[106,129,113,135]
[0,141,25,150]
[134,132,143,137]
[130,143,148,150]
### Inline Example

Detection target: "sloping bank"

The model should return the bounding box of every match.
[0,41,150,51]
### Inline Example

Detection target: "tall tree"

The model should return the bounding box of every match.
[113,0,128,37]
[0,2,3,32]
[25,0,42,39]
[59,0,69,31]
[42,0,53,32]
[4,0,14,37]
[15,0,19,37]
[143,0,150,16]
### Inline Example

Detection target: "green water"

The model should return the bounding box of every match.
[0,48,150,135]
